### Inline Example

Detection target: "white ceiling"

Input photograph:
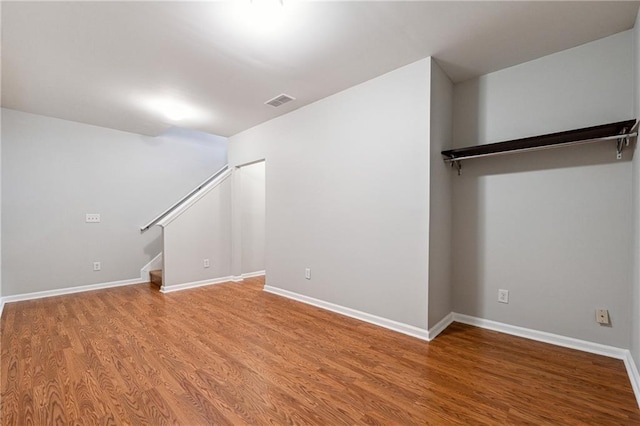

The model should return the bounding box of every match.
[2,1,639,137]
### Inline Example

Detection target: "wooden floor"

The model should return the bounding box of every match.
[1,277,639,425]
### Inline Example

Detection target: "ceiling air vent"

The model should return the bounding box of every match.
[265,93,296,107]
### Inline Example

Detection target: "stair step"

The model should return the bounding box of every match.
[150,269,162,289]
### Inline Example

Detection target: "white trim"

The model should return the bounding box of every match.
[263,285,429,341]
[157,170,232,228]
[160,276,235,293]
[452,313,627,360]
[0,298,5,319]
[140,252,163,282]
[451,313,640,408]
[229,270,265,282]
[623,350,640,408]
[1,277,146,303]
[427,312,454,340]
[241,270,265,279]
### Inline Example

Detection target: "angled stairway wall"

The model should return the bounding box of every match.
[158,169,233,291]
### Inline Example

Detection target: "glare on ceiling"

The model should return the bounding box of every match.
[142,97,201,123]
[231,0,291,38]
[162,103,188,121]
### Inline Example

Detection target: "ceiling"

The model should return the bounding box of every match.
[2,1,639,138]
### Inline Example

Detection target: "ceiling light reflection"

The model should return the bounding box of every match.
[140,96,205,124]
[231,0,293,38]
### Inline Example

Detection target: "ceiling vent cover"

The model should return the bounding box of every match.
[265,93,296,107]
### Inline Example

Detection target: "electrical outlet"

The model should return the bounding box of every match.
[203,259,210,268]
[93,261,101,271]
[498,289,509,304]
[86,213,101,223]
[305,268,311,280]
[596,309,610,325]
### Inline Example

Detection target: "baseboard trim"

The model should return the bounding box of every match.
[623,350,640,408]
[230,270,266,282]
[160,275,235,293]
[452,313,627,360]
[0,298,5,320]
[452,313,640,408]
[427,312,454,340]
[263,285,429,341]
[1,277,147,304]
[241,270,265,279]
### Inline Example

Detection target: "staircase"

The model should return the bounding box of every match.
[150,270,163,289]
[140,164,231,293]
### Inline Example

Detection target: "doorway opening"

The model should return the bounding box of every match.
[237,160,266,282]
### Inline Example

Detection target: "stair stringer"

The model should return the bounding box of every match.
[140,252,163,282]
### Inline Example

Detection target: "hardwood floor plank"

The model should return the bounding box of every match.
[38,379,67,425]
[78,371,110,421]
[140,387,180,426]
[2,276,639,424]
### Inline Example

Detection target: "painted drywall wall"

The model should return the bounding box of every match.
[162,175,232,287]
[428,59,453,329]
[0,104,2,300]
[229,58,431,329]
[0,2,3,300]
[2,108,227,295]
[239,161,265,275]
[452,30,634,348]
[632,12,640,367]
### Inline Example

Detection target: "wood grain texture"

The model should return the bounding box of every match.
[149,270,162,289]
[2,276,639,424]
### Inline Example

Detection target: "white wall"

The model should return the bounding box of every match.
[0,2,3,300]
[239,161,265,275]
[2,108,227,295]
[631,12,640,367]
[428,59,453,328]
[452,31,634,348]
[229,58,431,329]
[162,176,232,287]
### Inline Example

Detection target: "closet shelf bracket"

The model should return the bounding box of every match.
[616,132,632,160]
[451,159,462,176]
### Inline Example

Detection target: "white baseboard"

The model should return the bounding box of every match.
[427,312,454,340]
[1,277,147,304]
[451,313,639,408]
[452,313,627,359]
[140,252,163,282]
[623,350,640,408]
[230,270,266,282]
[160,275,235,293]
[264,285,429,341]
[241,270,265,279]
[0,298,5,320]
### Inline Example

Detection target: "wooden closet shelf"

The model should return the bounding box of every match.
[441,119,637,173]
